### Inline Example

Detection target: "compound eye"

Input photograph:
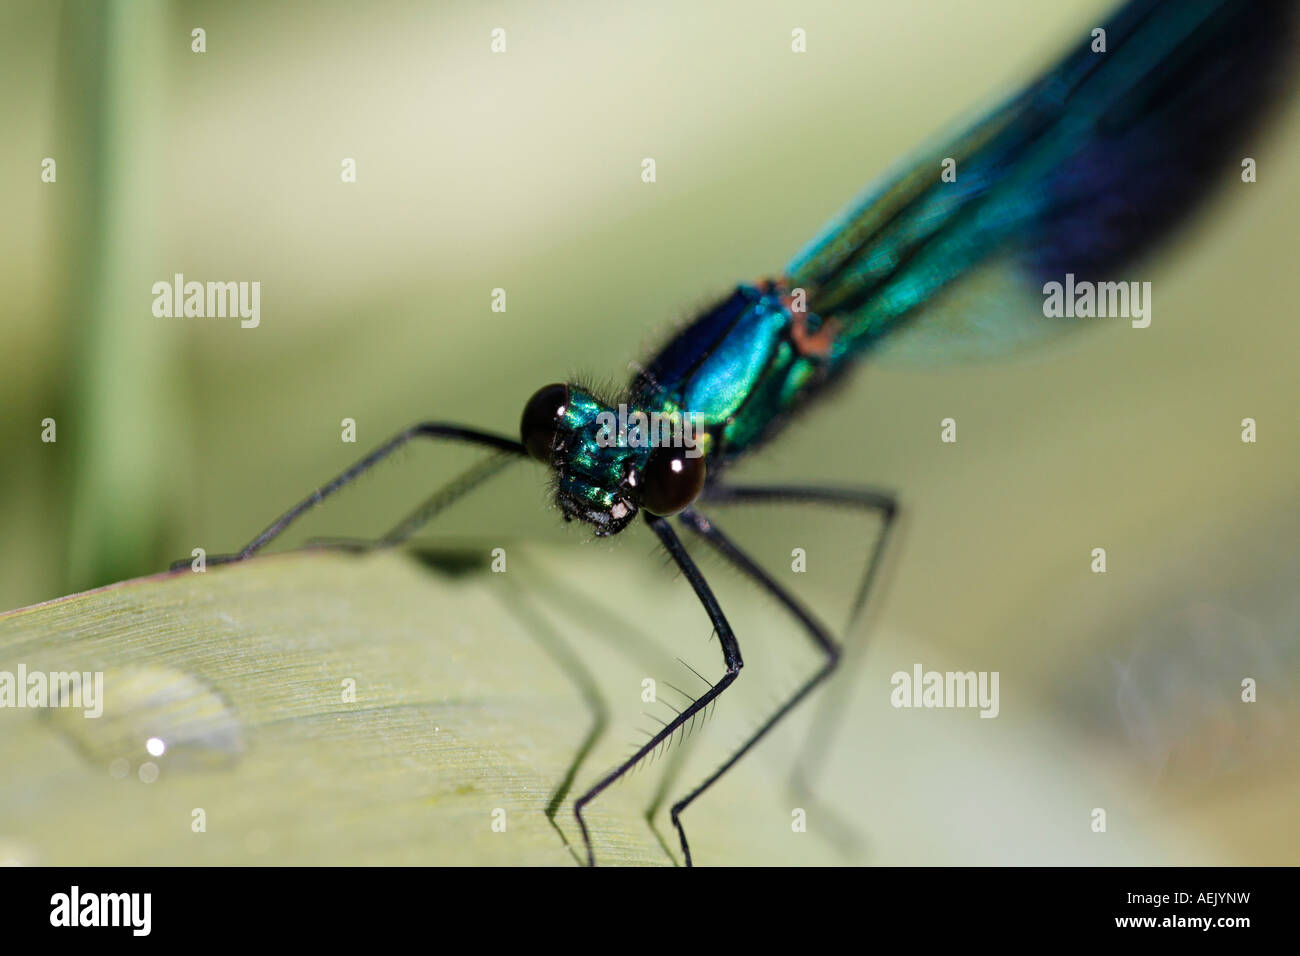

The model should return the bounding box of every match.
[640,446,707,516]
[520,383,569,463]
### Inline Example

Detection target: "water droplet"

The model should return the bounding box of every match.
[43,666,244,776]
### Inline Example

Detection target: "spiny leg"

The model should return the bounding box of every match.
[170,423,525,569]
[702,482,899,853]
[510,553,706,866]
[672,505,841,861]
[573,513,743,867]
[641,661,714,866]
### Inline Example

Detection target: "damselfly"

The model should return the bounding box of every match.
[177,0,1296,865]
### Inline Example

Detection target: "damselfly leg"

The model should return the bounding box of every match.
[169,423,525,569]
[573,514,743,867]
[627,484,896,860]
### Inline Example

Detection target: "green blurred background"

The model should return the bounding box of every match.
[2,0,1298,863]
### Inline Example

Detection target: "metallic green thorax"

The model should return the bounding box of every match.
[630,284,836,460]
[555,284,840,533]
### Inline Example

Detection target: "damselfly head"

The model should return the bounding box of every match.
[520,383,706,536]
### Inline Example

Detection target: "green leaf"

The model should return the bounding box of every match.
[0,547,846,866]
